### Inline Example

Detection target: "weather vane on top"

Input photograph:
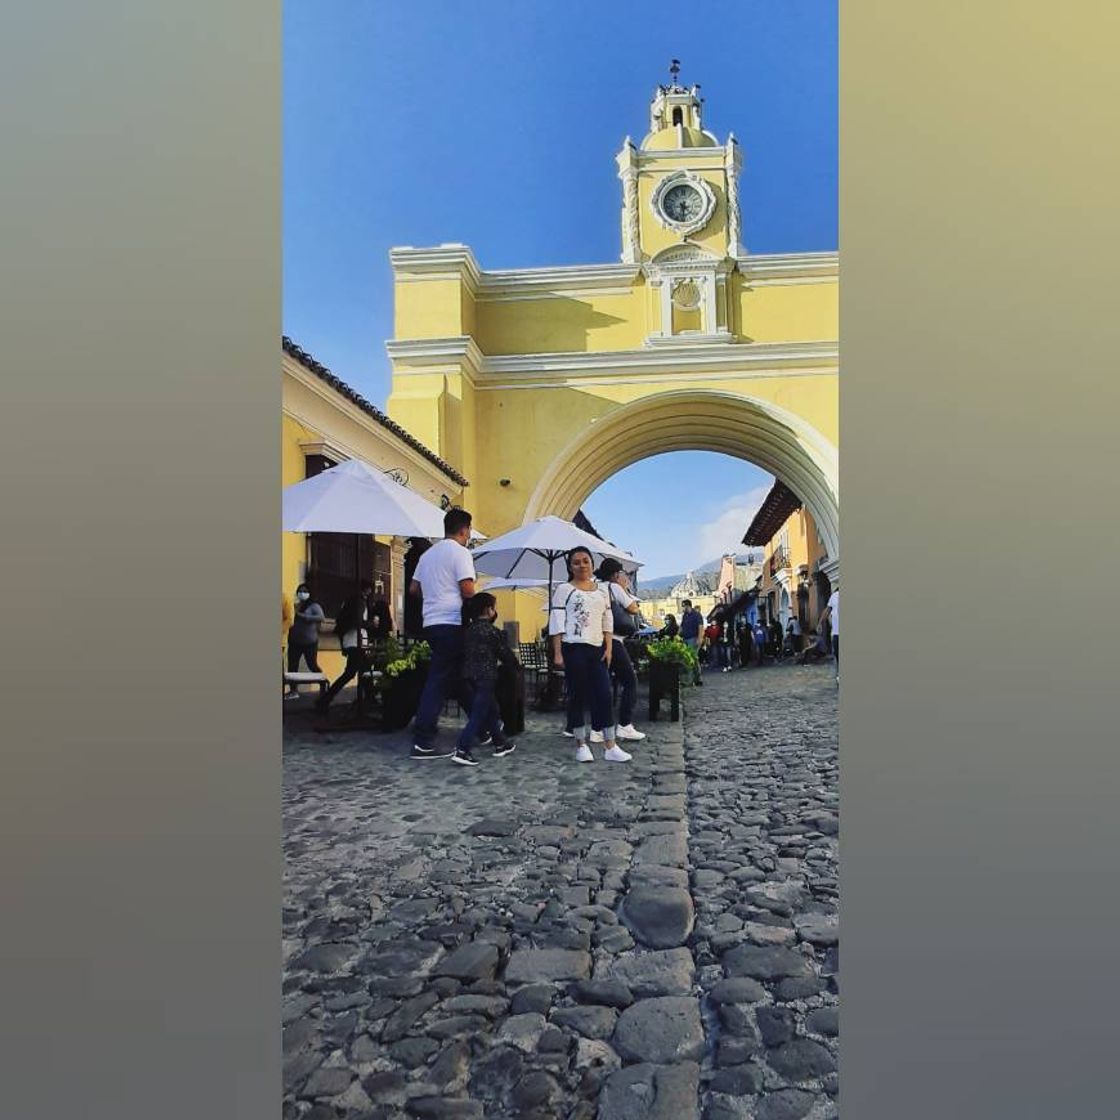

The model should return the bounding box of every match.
[669,58,681,86]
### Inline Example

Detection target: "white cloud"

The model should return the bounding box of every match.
[692,486,771,567]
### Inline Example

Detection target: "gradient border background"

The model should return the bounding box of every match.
[3,3,1119,1118]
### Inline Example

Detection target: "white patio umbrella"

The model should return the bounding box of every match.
[470,515,643,617]
[282,458,449,537]
[476,575,551,595]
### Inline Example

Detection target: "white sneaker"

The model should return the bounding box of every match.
[575,744,594,763]
[589,730,604,743]
[616,724,646,741]
[562,729,574,738]
[603,745,633,763]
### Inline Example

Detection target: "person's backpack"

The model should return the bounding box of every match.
[611,594,638,637]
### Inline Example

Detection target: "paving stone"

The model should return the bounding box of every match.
[432,942,499,981]
[405,1097,484,1119]
[634,833,690,869]
[301,1067,354,1099]
[466,817,518,836]
[603,949,695,997]
[756,1006,797,1047]
[389,1035,440,1067]
[792,914,839,947]
[511,1070,560,1111]
[505,948,591,983]
[766,1038,837,1081]
[774,977,824,1001]
[753,1089,817,1120]
[721,945,813,982]
[495,1012,548,1052]
[612,997,705,1064]
[716,1035,761,1066]
[572,979,634,1008]
[629,864,691,891]
[551,1004,618,1039]
[380,991,439,1043]
[291,943,357,974]
[509,983,555,1015]
[708,977,767,1004]
[598,1062,701,1120]
[805,1006,839,1037]
[709,1064,765,1095]
[621,886,695,949]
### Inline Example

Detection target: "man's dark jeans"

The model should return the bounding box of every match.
[413,624,474,748]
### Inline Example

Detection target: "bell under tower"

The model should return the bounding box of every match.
[616,63,744,343]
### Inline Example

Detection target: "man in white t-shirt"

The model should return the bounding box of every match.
[408,507,477,759]
[819,587,839,683]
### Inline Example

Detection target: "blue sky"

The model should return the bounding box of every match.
[284,1,836,578]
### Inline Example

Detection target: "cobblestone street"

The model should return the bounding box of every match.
[282,663,839,1120]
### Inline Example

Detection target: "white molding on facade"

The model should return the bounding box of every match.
[389,336,837,380]
[390,242,836,295]
[634,146,728,162]
[386,336,837,380]
[298,438,351,464]
[738,252,839,284]
[384,336,486,376]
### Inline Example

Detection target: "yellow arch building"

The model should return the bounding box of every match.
[386,80,838,632]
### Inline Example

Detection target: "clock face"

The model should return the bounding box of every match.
[661,183,705,224]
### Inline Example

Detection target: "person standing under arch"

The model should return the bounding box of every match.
[586,558,646,743]
[550,547,631,763]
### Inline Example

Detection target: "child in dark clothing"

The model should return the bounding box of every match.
[453,593,518,767]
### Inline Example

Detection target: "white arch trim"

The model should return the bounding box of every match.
[523,389,839,563]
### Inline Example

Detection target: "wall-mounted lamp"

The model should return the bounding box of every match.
[499,478,511,488]
[439,494,452,510]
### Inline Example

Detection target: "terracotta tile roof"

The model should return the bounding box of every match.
[742,480,802,546]
[282,336,469,488]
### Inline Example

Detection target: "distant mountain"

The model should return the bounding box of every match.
[637,552,760,597]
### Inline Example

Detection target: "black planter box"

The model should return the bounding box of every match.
[648,660,681,722]
[379,665,428,731]
[495,664,526,735]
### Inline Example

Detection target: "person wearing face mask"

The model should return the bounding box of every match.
[452,592,519,767]
[285,583,325,699]
[549,547,631,764]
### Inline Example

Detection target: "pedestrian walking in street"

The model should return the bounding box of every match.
[452,593,518,767]
[316,581,377,713]
[408,507,478,759]
[286,582,325,698]
[550,546,631,763]
[660,613,679,639]
[754,620,770,665]
[819,587,840,682]
[679,599,704,685]
[769,618,783,659]
[737,621,753,669]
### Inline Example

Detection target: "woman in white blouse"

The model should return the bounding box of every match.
[549,547,632,763]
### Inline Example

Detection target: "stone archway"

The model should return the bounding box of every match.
[523,389,839,566]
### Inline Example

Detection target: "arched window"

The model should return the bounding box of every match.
[672,107,683,126]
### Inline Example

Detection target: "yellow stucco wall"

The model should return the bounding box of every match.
[474,289,650,354]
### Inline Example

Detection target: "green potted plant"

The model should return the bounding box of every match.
[378,640,431,731]
[645,637,697,721]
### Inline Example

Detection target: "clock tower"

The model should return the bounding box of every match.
[616,65,743,342]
